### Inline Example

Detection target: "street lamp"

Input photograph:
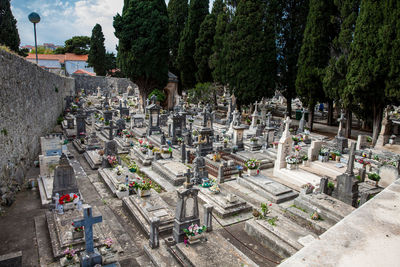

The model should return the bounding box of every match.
[28,12,40,64]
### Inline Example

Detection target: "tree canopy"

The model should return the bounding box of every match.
[64,36,90,55]
[0,0,20,53]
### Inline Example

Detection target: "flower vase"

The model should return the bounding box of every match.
[336,156,341,162]
[247,168,258,176]
[63,202,74,211]
[287,163,297,170]
[138,188,151,197]
[375,180,379,187]
[188,234,203,244]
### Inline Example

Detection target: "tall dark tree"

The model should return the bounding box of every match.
[176,0,209,89]
[296,0,338,130]
[167,0,188,75]
[194,0,225,83]
[323,0,360,135]
[210,8,230,85]
[0,0,20,53]
[114,0,169,103]
[346,1,386,144]
[88,24,106,76]
[64,36,90,55]
[381,0,400,106]
[276,0,309,118]
[105,52,116,75]
[227,0,277,107]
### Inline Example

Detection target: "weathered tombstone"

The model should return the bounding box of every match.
[274,117,293,172]
[66,116,74,129]
[73,206,103,267]
[336,143,359,207]
[319,176,328,194]
[203,204,213,232]
[192,150,209,184]
[217,163,225,184]
[297,108,306,134]
[103,110,113,123]
[173,187,200,243]
[147,95,162,136]
[149,217,160,249]
[375,107,392,147]
[308,140,323,161]
[76,112,86,138]
[181,143,186,163]
[160,132,166,145]
[52,154,79,198]
[116,118,126,136]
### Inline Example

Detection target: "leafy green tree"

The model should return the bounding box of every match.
[194,0,225,83]
[187,83,217,105]
[167,0,188,75]
[64,36,90,55]
[296,0,338,130]
[31,46,54,54]
[53,46,66,54]
[88,24,106,76]
[105,52,116,75]
[176,0,209,89]
[210,8,230,85]
[276,0,309,118]
[0,0,20,53]
[346,1,386,144]
[323,0,360,135]
[226,0,277,107]
[114,0,169,103]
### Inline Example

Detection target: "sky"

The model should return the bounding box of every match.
[11,0,125,53]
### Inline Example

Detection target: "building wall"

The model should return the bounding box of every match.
[73,74,136,94]
[0,49,74,205]
[27,58,61,68]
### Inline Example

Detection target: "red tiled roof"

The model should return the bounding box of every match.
[73,69,95,76]
[26,53,88,63]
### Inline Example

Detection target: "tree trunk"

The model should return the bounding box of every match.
[308,102,315,131]
[327,99,334,126]
[372,105,383,146]
[286,97,292,118]
[345,110,352,138]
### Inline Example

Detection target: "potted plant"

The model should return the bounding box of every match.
[245,159,259,176]
[107,155,118,168]
[327,181,335,195]
[137,179,152,197]
[71,223,84,240]
[250,137,258,145]
[368,173,381,186]
[59,193,78,211]
[61,247,77,266]
[212,153,221,162]
[128,162,138,173]
[318,148,329,162]
[301,155,309,166]
[260,202,272,218]
[209,183,220,194]
[183,224,207,245]
[285,155,300,170]
[335,151,342,162]
[104,238,113,251]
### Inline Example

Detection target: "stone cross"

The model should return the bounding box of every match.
[337,110,345,137]
[345,142,356,175]
[73,206,102,254]
[105,121,118,140]
[298,108,306,133]
[184,168,193,189]
[203,204,214,232]
[146,98,150,107]
[151,94,157,104]
[283,116,292,135]
[266,112,272,128]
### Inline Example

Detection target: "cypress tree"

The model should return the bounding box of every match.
[0,0,20,53]
[227,0,277,106]
[194,0,225,83]
[114,0,169,102]
[88,24,106,76]
[210,8,230,85]
[323,0,360,135]
[176,0,209,89]
[276,0,309,118]
[345,0,385,144]
[296,0,337,130]
[167,0,188,75]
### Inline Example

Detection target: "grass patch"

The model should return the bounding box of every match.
[290,204,307,213]
[267,216,278,226]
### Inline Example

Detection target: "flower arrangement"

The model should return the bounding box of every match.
[301,183,315,191]
[294,145,301,152]
[71,222,84,232]
[183,224,206,237]
[129,181,140,190]
[124,115,131,121]
[107,155,118,167]
[64,247,76,260]
[148,143,154,150]
[356,158,371,166]
[302,155,308,161]
[245,159,259,170]
[177,137,184,143]
[285,155,301,164]
[319,148,329,156]
[310,211,321,220]
[223,138,229,144]
[119,184,128,191]
[209,184,220,194]
[59,194,78,205]
[104,238,113,249]
[152,147,160,153]
[327,181,335,189]
[250,137,258,142]
[212,153,221,162]
[128,162,138,172]
[261,202,272,216]
[105,121,110,126]
[100,117,104,122]
[362,152,368,158]
[137,179,152,190]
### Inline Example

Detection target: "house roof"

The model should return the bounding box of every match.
[73,69,95,76]
[26,53,88,63]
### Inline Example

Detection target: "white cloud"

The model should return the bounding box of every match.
[11,0,123,52]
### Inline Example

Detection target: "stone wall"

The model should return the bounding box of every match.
[0,49,74,205]
[73,74,136,95]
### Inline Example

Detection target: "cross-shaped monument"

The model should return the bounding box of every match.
[104,121,117,140]
[73,205,103,266]
[283,116,292,135]
[337,110,345,137]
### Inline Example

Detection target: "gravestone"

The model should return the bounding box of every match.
[76,112,86,138]
[232,112,246,151]
[335,111,348,153]
[66,116,75,129]
[173,187,200,243]
[192,150,209,184]
[297,108,306,134]
[52,153,79,198]
[274,117,293,172]
[181,143,186,163]
[336,143,359,207]
[116,118,126,136]
[375,107,392,147]
[73,205,102,267]
[146,95,162,136]
[308,140,323,161]
[103,110,113,123]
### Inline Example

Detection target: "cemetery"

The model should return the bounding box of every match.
[1,0,400,266]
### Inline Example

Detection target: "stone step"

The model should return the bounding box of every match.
[244,215,316,259]
[272,168,321,191]
[83,151,100,170]
[236,175,298,204]
[293,193,355,225]
[143,241,180,267]
[301,161,344,180]
[284,205,332,235]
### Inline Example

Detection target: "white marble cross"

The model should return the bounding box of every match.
[337,110,345,137]
[284,116,292,134]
